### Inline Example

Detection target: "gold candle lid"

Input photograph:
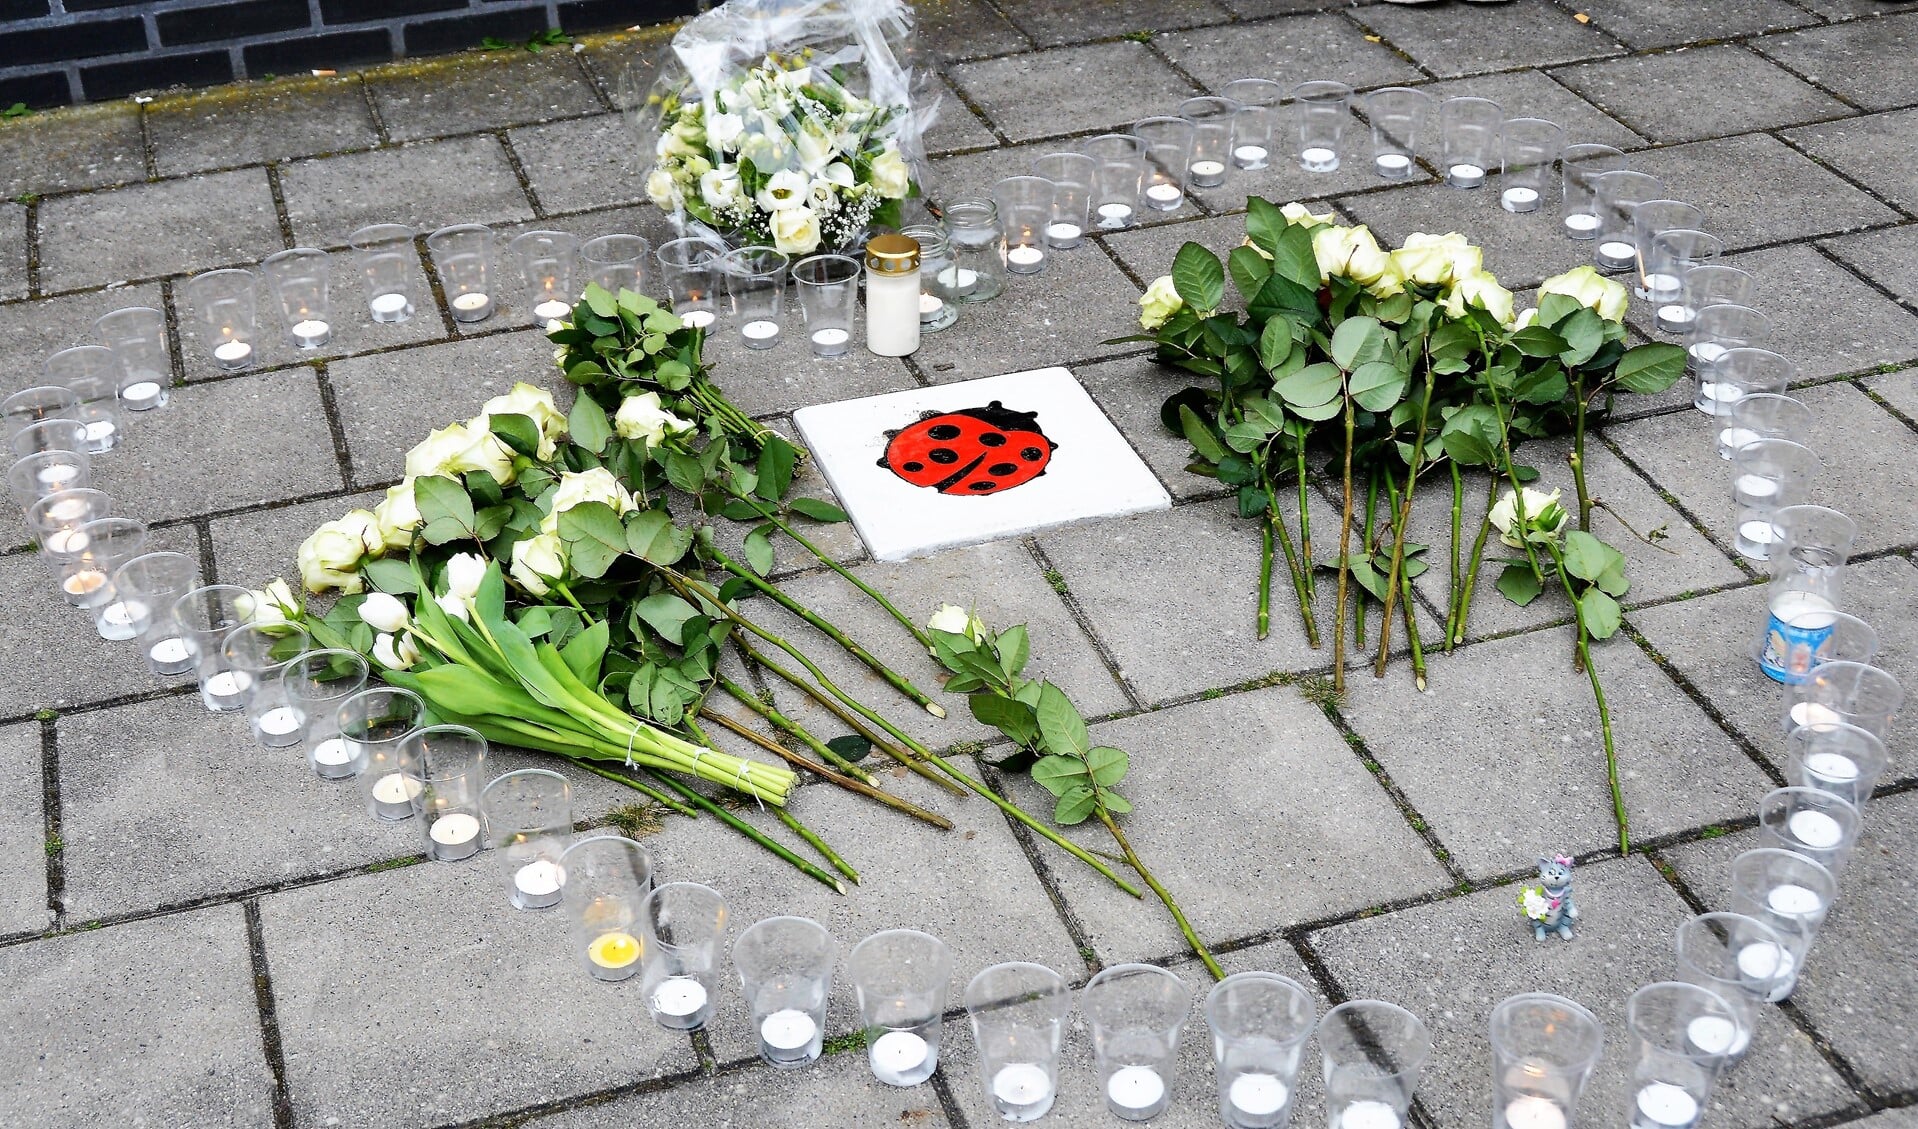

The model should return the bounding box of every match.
[866,233,921,274]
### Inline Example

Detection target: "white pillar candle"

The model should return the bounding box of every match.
[1448,163,1486,187]
[290,319,332,349]
[1766,882,1823,917]
[1802,751,1860,782]
[679,309,717,329]
[1229,1074,1290,1118]
[1635,1082,1699,1127]
[1503,1096,1567,1129]
[1787,809,1844,848]
[1340,1099,1402,1129]
[759,1007,819,1050]
[370,292,410,321]
[213,340,253,366]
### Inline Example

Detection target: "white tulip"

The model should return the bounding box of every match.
[435,592,471,622]
[372,632,419,671]
[443,552,487,600]
[358,591,411,633]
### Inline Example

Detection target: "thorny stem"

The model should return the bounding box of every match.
[1258,506,1273,641]
[1297,439,1317,602]
[699,701,954,831]
[1358,470,1377,651]
[1334,400,1357,694]
[724,493,931,650]
[1449,462,1465,622]
[1269,501,1319,647]
[685,714,859,883]
[1376,365,1435,679]
[1450,476,1499,647]
[1542,540,1629,854]
[1097,808,1225,981]
[644,768,847,894]
[1570,372,1593,534]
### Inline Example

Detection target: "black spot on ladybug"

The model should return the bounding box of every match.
[902,461,924,473]
[1020,447,1044,462]
[927,424,962,440]
[968,480,995,491]
[928,448,959,464]
[988,462,1017,476]
[880,401,1058,496]
[979,432,1007,447]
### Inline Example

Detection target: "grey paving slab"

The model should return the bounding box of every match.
[146,77,383,177]
[367,50,606,143]
[1719,243,1918,381]
[1793,0,1918,14]
[923,74,999,155]
[0,103,145,200]
[524,1051,949,1129]
[1551,45,1854,145]
[1309,855,1858,1129]
[1754,11,1918,111]
[1358,0,1626,78]
[1864,364,1918,421]
[0,722,48,937]
[1339,179,1606,291]
[1102,211,1285,288]
[1223,0,1380,15]
[697,302,921,418]
[1412,67,1646,152]
[1569,0,1819,50]
[260,860,699,1127]
[0,904,275,1127]
[1626,556,1918,774]
[1341,626,1771,879]
[35,170,284,293]
[1616,132,1900,251]
[278,136,536,248]
[1833,1111,1918,1129]
[326,329,561,487]
[947,41,1198,145]
[0,282,167,400]
[913,0,1032,61]
[1074,353,1220,502]
[1156,13,1424,96]
[474,204,677,336]
[1008,686,1450,964]
[208,488,384,590]
[1662,789,1918,1094]
[508,112,650,215]
[89,368,345,523]
[1821,224,1918,311]
[914,244,1144,383]
[1037,500,1330,704]
[995,0,1230,47]
[1785,109,1918,216]
[0,203,26,302]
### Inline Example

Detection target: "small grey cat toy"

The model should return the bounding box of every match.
[1518,855,1578,941]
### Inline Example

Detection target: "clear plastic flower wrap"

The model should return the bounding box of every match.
[623,0,939,257]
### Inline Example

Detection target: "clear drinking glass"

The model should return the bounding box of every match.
[1731,438,1818,562]
[1319,1001,1431,1129]
[1486,993,1605,1129]
[721,245,789,349]
[582,233,651,294]
[1032,152,1094,249]
[71,518,149,629]
[6,449,91,513]
[1785,721,1887,810]
[640,881,727,1031]
[1499,118,1563,213]
[559,835,654,982]
[481,767,573,909]
[282,649,371,778]
[792,253,859,357]
[1783,659,1901,741]
[1593,170,1664,272]
[903,223,961,332]
[426,223,496,323]
[1647,231,1722,331]
[1439,97,1502,189]
[1561,144,1627,240]
[993,175,1052,274]
[1179,96,1235,187]
[1630,200,1705,300]
[222,623,313,747]
[1,386,77,441]
[1295,81,1353,173]
[944,198,1007,303]
[1758,785,1864,878]
[1623,982,1740,1129]
[1082,963,1191,1122]
[1709,347,1798,443]
[1224,79,1285,171]
[656,236,725,329]
[1133,117,1196,212]
[183,269,264,368]
[44,347,125,453]
[172,584,252,708]
[1729,847,1837,1001]
[965,962,1071,1123]
[6,417,82,464]
[399,724,489,862]
[1367,87,1432,180]
[1084,133,1146,229]
[1206,972,1316,1129]
[1672,913,1790,1063]
[734,915,836,1069]
[339,686,426,821]
[348,224,418,325]
[1689,305,1772,409]
[1678,265,1755,334]
[1720,393,1812,466]
[28,487,110,563]
[112,551,198,676]
[1759,506,1856,686]
[1780,611,1879,689]
[261,248,335,350]
[93,306,173,410]
[849,928,952,1087]
[509,229,580,326]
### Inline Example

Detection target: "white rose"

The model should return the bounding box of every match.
[1443,269,1518,328]
[756,168,810,213]
[337,508,384,556]
[404,419,516,486]
[1538,265,1630,323]
[795,120,836,174]
[770,206,822,256]
[481,383,567,459]
[613,390,694,446]
[372,479,422,550]
[737,122,792,173]
[236,578,299,626]
[707,111,744,150]
[510,533,567,596]
[869,145,910,200]
[781,65,813,91]
[359,591,411,633]
[1281,202,1335,227]
[646,167,681,210]
[700,167,742,209]
[435,592,471,622]
[1390,232,1479,288]
[926,603,989,642]
[1514,307,1539,329]
[443,552,487,601]
[1312,225,1388,285]
[540,467,637,535]
[372,632,419,671]
[1488,486,1568,548]
[297,512,380,594]
[1139,274,1185,330]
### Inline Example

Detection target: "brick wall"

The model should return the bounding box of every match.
[0,0,696,108]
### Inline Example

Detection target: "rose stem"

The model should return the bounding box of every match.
[698,703,953,831]
[1376,365,1434,677]
[1097,808,1225,980]
[1333,398,1357,694]
[1542,541,1628,853]
[721,493,934,651]
[639,764,847,894]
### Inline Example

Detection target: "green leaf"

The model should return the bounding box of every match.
[1330,316,1384,371]
[755,436,798,501]
[1497,563,1544,606]
[1274,361,1343,409]
[583,282,617,319]
[559,619,609,685]
[568,394,613,455]
[1349,360,1408,413]
[1438,405,1500,467]
[1100,790,1133,814]
[1085,746,1128,788]
[788,498,847,523]
[1536,292,1583,328]
[1172,242,1226,313]
[1247,272,1320,321]
[743,524,776,576]
[1614,342,1687,395]
[1510,326,1569,358]
[997,624,1030,680]
[1579,588,1623,639]
[1556,308,1606,367]
[624,509,693,566]
[634,593,700,644]
[970,693,1039,745]
[826,734,872,763]
[1257,317,1294,374]
[488,412,542,458]
[1178,404,1227,463]
[1031,754,1089,797]
[664,451,706,494]
[1035,681,1091,760]
[1228,245,1273,302]
[1244,196,1287,258]
[361,557,418,595]
[1560,530,1612,583]
[1053,782,1100,825]
[1222,418,1273,454]
[1270,220,1322,291]
[416,475,477,545]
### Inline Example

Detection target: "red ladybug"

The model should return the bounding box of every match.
[877,401,1057,496]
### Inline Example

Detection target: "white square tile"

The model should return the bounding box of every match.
[793,366,1172,561]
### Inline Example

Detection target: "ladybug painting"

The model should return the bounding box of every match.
[877,401,1058,496]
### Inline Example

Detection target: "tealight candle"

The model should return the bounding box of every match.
[532,298,570,323]
[370,771,422,819]
[514,858,564,908]
[310,736,355,778]
[62,569,107,601]
[587,930,642,980]
[370,292,410,322]
[213,340,253,368]
[759,1008,819,1053]
[1501,186,1540,212]
[1658,304,1696,328]
[1642,271,1683,299]
[82,420,116,447]
[1006,245,1045,273]
[1301,146,1337,170]
[1565,212,1600,235]
[1719,426,1760,453]
[1787,809,1843,849]
[650,976,710,1027]
[291,319,332,349]
[1635,1082,1699,1127]
[44,528,88,555]
[1235,144,1270,167]
[1596,240,1636,270]
[1503,1095,1567,1129]
[1767,882,1823,917]
[96,600,138,641]
[450,292,493,321]
[1106,1065,1166,1115]
[255,705,304,747]
[1789,702,1843,729]
[1691,345,1730,372]
[428,812,481,860]
[1340,1099,1401,1129]
[202,669,252,711]
[38,464,79,488]
[1448,163,1486,188]
[1096,202,1134,228]
[149,636,192,671]
[1801,751,1859,782]
[810,327,850,356]
[1373,153,1413,177]
[120,380,164,410]
[1145,183,1183,206]
[1045,221,1082,242]
[680,309,717,329]
[1190,159,1226,179]
[1685,1014,1741,1056]
[991,1063,1054,1114]
[741,320,781,344]
[1229,1074,1290,1119]
[937,265,979,294]
[1737,940,1794,982]
[919,293,945,316]
[869,1029,931,1081]
[47,497,88,521]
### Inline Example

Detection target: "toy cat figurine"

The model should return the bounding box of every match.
[1518,855,1578,942]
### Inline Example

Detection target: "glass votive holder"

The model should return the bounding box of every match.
[1689,304,1772,405]
[721,245,790,349]
[172,584,252,707]
[1295,80,1353,173]
[111,551,198,676]
[1366,86,1432,181]
[1083,963,1190,1122]
[1499,117,1563,213]
[8,418,85,464]
[1731,438,1818,562]
[283,649,371,777]
[1785,721,1887,810]
[481,767,572,909]
[1710,348,1798,443]
[965,962,1070,1122]
[792,252,860,357]
[27,487,111,562]
[1646,230,1721,324]
[1179,96,1236,187]
[1679,265,1755,333]
[509,229,580,326]
[1439,97,1502,189]
[1721,392,1812,467]
[348,224,418,325]
[1486,993,1605,1129]
[1592,170,1664,272]
[1319,1000,1431,1129]
[1204,972,1316,1129]
[7,449,92,513]
[398,724,489,862]
[734,915,836,1069]
[44,348,125,453]
[849,928,952,1087]
[260,249,335,350]
[426,223,496,323]
[222,622,313,746]
[993,175,1052,274]
[1758,785,1864,877]
[1729,847,1838,1001]
[94,306,173,412]
[583,232,651,295]
[67,517,146,617]
[1224,78,1285,171]
[1630,200,1705,299]
[902,224,961,333]
[183,268,264,369]
[1623,982,1740,1129]
[559,834,655,982]
[640,881,727,1031]
[1084,133,1146,230]
[339,686,426,821]
[1560,143,1627,240]
[1672,913,1790,1063]
[1032,151,1094,249]
[2,385,78,440]
[656,236,724,329]
[1132,116,1196,211]
[944,198,1007,303]
[1784,659,1901,740]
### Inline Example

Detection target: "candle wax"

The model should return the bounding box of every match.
[258,706,303,736]
[810,328,851,349]
[1229,1073,1290,1117]
[1790,702,1844,729]
[1565,213,1601,233]
[370,293,410,320]
[651,977,709,1017]
[121,381,163,409]
[62,570,106,597]
[149,637,190,665]
[1767,883,1823,917]
[1145,183,1183,203]
[213,341,253,365]
[1234,144,1269,164]
[1502,187,1540,209]
[1105,1065,1165,1110]
[311,737,353,766]
[1787,809,1843,848]
[588,931,642,971]
[991,1063,1053,1105]
[1636,1082,1699,1127]
[1340,1099,1402,1129]
[370,771,422,806]
[1733,473,1780,499]
[430,812,481,847]
[741,320,780,340]
[1191,159,1226,178]
[532,299,571,322]
[680,309,717,329]
[1685,1015,1739,1056]
[1802,751,1859,782]
[759,1008,818,1050]
[44,528,88,555]
[1737,940,1794,981]
[1045,221,1082,242]
[1007,246,1045,267]
[452,293,491,313]
[1449,163,1486,186]
[515,859,564,897]
[870,1030,930,1073]
[1503,1096,1567,1129]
